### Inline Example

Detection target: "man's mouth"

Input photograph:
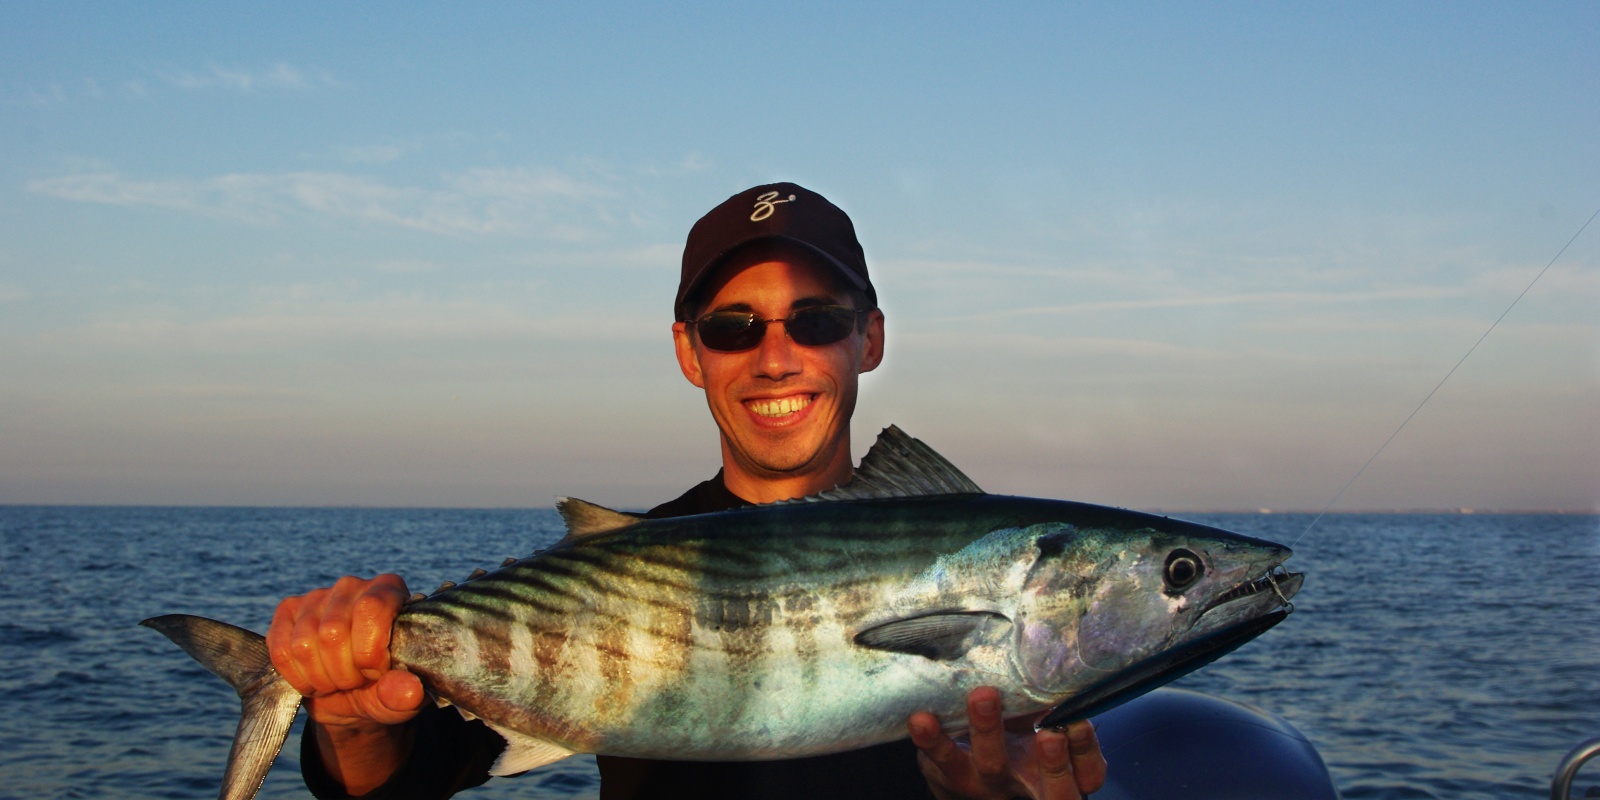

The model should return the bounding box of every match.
[747,394,813,418]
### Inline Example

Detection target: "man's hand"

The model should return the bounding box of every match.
[909,686,1107,800]
[266,574,425,794]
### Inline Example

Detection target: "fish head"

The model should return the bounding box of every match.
[1014,524,1300,698]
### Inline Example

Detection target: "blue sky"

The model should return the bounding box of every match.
[3,3,1596,510]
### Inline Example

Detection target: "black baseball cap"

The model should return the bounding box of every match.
[676,182,876,321]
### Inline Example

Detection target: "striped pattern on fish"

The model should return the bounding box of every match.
[142,426,1302,800]
[395,498,1033,758]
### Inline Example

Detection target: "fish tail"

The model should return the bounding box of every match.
[141,614,303,800]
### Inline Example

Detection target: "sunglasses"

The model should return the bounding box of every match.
[688,305,866,352]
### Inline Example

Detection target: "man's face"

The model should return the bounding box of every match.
[672,249,884,493]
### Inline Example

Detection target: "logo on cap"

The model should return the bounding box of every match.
[750,191,797,222]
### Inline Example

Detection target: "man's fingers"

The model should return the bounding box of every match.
[364,670,426,725]
[349,575,406,677]
[1035,729,1081,800]
[270,577,407,697]
[907,712,941,749]
[318,579,365,691]
[1065,720,1107,795]
[908,712,975,791]
[277,584,342,695]
[965,687,1010,782]
[289,595,340,695]
[268,597,312,693]
[908,713,962,766]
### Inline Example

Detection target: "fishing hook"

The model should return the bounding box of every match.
[1268,568,1295,614]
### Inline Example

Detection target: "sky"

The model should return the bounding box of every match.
[2,3,1596,511]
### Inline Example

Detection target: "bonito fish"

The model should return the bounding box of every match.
[145,427,1302,800]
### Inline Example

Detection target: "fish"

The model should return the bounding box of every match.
[143,426,1302,800]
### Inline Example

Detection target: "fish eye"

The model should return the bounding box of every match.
[1164,549,1203,592]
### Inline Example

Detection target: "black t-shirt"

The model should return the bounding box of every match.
[303,473,935,800]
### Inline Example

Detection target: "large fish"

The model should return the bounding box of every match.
[144,427,1302,800]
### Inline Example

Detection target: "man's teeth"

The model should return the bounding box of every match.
[749,395,811,417]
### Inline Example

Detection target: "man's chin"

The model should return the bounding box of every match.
[733,432,828,476]
[744,451,821,477]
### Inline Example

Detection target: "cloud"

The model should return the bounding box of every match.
[5,63,337,106]
[3,83,69,106]
[125,383,315,401]
[342,143,410,165]
[27,168,621,237]
[0,283,28,302]
[157,62,338,92]
[370,259,441,274]
[42,289,661,352]
[639,152,713,177]
[954,287,1467,321]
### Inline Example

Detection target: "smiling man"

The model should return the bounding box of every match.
[667,187,884,507]
[268,183,1105,800]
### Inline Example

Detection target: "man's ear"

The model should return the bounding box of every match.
[859,309,885,373]
[672,322,706,388]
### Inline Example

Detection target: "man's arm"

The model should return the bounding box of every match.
[909,687,1107,800]
[266,574,427,795]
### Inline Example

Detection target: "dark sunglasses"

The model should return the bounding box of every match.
[688,305,866,352]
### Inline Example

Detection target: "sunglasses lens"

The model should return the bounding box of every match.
[692,306,860,352]
[786,306,858,346]
[695,313,764,351]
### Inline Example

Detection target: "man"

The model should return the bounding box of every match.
[267,183,1107,800]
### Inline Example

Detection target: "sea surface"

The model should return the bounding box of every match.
[1,506,1595,800]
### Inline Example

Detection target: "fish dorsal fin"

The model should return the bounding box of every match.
[803,425,983,503]
[481,720,576,776]
[555,497,644,542]
[854,610,1012,661]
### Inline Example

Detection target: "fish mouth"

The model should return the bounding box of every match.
[1204,568,1303,615]
[1035,568,1302,731]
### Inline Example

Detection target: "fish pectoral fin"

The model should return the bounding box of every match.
[482,721,577,776]
[555,497,644,542]
[853,611,1012,661]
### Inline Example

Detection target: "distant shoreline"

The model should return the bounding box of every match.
[2,503,1595,515]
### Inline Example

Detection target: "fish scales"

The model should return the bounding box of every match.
[392,497,1100,757]
[144,426,1302,799]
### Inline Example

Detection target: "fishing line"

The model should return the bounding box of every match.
[1291,204,1600,548]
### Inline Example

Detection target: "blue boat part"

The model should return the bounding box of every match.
[1092,688,1340,800]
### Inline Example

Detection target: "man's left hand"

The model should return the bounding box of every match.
[908,686,1107,800]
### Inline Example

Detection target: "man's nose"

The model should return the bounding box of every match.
[753,319,802,379]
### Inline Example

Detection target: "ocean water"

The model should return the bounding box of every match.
[1,506,1595,800]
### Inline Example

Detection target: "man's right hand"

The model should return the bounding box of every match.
[267,574,424,793]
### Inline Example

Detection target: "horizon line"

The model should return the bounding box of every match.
[2,502,1595,515]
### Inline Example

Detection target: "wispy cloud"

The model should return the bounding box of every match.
[342,143,410,165]
[156,62,339,92]
[5,62,337,105]
[955,287,1466,321]
[37,285,659,351]
[370,259,441,274]
[639,152,713,177]
[3,83,70,106]
[28,167,621,237]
